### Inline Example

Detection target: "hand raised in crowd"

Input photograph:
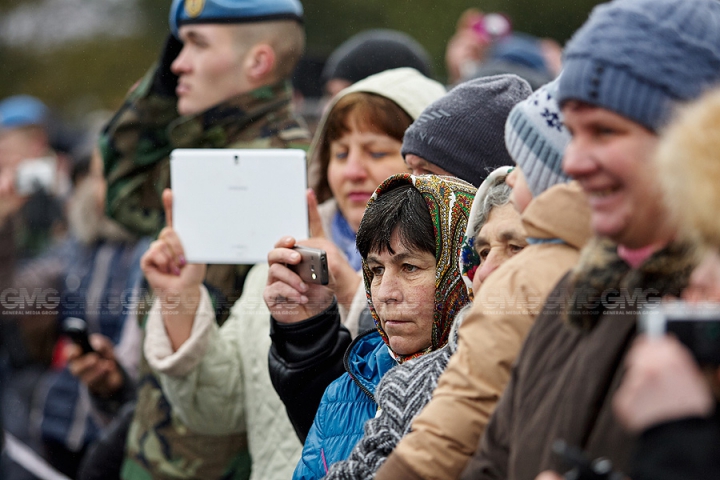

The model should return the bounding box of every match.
[613,335,715,433]
[262,195,337,323]
[66,333,123,398]
[140,188,206,350]
[301,189,361,311]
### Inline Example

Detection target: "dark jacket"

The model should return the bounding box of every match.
[461,238,697,479]
[269,300,353,442]
[630,410,720,480]
[294,328,396,479]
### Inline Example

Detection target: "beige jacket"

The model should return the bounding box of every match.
[144,263,301,480]
[375,182,593,480]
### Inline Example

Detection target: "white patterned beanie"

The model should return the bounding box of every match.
[504,76,571,198]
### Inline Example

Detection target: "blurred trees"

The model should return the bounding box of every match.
[0,0,602,120]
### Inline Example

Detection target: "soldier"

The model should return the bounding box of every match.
[68,1,311,479]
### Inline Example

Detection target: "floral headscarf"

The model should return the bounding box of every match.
[361,173,475,362]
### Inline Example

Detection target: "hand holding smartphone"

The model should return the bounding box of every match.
[62,317,95,354]
[289,246,329,285]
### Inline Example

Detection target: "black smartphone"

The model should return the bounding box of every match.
[62,317,95,354]
[290,246,329,285]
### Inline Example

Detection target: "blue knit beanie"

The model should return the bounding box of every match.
[558,0,720,133]
[170,0,303,38]
[505,76,571,198]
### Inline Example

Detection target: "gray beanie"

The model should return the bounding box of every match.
[558,0,720,133]
[505,76,571,198]
[401,75,532,187]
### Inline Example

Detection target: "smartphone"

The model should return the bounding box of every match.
[640,302,720,366]
[290,246,329,285]
[15,157,56,196]
[61,317,95,354]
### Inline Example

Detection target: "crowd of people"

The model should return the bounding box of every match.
[2,0,720,479]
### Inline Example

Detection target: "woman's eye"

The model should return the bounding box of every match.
[403,263,418,273]
[370,266,384,276]
[334,151,348,160]
[510,244,525,254]
[370,152,388,159]
[477,248,490,260]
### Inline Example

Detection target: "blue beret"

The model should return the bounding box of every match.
[0,95,48,129]
[170,0,303,37]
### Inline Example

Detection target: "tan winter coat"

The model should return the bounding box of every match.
[375,182,593,480]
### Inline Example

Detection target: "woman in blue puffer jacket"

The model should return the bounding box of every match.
[265,173,475,479]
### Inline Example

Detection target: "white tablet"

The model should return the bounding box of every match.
[170,148,308,264]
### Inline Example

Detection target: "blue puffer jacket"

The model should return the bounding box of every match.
[293,329,397,479]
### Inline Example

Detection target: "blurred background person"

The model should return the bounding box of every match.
[444,9,561,89]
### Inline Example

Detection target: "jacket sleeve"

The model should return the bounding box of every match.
[144,284,246,435]
[630,414,720,480]
[144,263,303,477]
[375,272,539,480]
[269,300,352,442]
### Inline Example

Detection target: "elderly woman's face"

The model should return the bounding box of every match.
[366,231,437,355]
[472,203,527,294]
[327,116,407,232]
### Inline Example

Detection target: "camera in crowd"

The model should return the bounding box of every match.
[640,302,720,367]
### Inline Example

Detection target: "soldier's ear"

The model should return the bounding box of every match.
[244,44,276,84]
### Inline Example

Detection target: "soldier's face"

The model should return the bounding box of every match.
[172,25,251,116]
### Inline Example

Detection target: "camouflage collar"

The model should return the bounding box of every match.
[168,80,294,148]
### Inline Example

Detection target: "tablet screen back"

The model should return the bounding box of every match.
[170,149,308,264]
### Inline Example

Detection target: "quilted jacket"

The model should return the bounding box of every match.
[143,263,302,480]
[293,329,396,480]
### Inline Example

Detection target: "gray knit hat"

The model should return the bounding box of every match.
[505,76,571,198]
[401,75,532,187]
[558,0,720,133]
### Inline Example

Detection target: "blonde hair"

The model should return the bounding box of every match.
[656,86,720,248]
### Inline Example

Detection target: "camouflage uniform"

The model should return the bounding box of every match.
[100,66,310,480]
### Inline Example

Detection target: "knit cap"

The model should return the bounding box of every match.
[322,29,433,85]
[505,76,571,198]
[558,0,720,133]
[401,74,532,187]
[170,0,303,38]
[0,95,48,129]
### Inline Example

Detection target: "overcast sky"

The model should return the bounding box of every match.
[0,0,142,50]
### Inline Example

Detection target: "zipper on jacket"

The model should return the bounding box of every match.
[343,330,378,402]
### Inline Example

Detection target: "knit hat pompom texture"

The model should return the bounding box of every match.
[401,74,532,188]
[558,0,720,133]
[505,76,571,198]
[170,0,304,37]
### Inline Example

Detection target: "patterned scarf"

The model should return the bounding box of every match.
[362,173,476,363]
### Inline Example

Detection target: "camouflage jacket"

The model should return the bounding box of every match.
[102,67,310,480]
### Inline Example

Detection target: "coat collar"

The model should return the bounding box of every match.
[563,236,699,331]
[168,80,293,148]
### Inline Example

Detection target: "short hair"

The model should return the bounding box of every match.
[312,92,413,202]
[232,20,305,80]
[475,180,512,236]
[356,183,435,259]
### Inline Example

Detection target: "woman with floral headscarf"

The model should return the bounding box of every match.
[264,173,475,479]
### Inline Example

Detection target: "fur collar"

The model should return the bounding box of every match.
[564,236,699,330]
